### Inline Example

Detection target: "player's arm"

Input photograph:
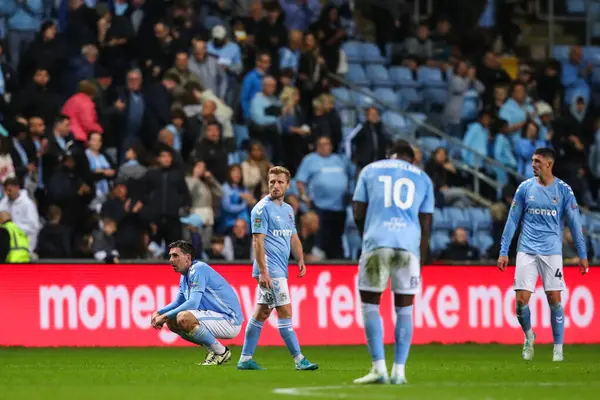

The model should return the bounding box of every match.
[251,207,272,287]
[291,233,307,277]
[499,184,526,260]
[352,168,368,235]
[419,176,435,264]
[162,272,208,319]
[564,191,589,274]
[156,288,185,316]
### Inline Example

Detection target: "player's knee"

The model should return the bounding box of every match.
[276,304,292,319]
[546,291,561,305]
[166,318,179,332]
[253,306,272,322]
[176,311,198,332]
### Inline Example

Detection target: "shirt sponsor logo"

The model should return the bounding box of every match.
[254,217,262,228]
[527,208,557,217]
[272,229,293,237]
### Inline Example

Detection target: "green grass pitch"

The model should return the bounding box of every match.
[1,345,599,399]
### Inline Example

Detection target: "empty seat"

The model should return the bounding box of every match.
[474,232,495,256]
[397,88,423,111]
[342,41,363,63]
[389,66,419,88]
[444,207,471,231]
[351,89,376,109]
[374,88,399,108]
[381,111,409,138]
[418,137,444,157]
[331,87,351,106]
[366,65,394,88]
[470,208,493,232]
[423,88,449,113]
[567,0,585,13]
[583,46,600,65]
[417,66,447,88]
[430,231,451,255]
[345,64,370,86]
[553,46,570,62]
[339,109,358,127]
[361,43,387,65]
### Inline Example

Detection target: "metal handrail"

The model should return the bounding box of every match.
[326,72,526,181]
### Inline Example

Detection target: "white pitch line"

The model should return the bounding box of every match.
[272,381,599,399]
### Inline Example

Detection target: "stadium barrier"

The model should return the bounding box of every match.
[0,263,598,347]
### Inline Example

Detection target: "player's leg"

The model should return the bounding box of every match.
[274,293,318,371]
[389,250,420,385]
[176,311,229,364]
[194,310,243,366]
[514,252,538,360]
[237,286,273,370]
[539,254,566,362]
[354,249,391,385]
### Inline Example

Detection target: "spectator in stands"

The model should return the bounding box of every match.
[298,210,324,262]
[349,106,389,170]
[0,43,17,116]
[47,152,93,233]
[96,4,134,87]
[4,0,43,71]
[142,148,190,247]
[188,40,228,100]
[186,160,223,249]
[256,1,288,70]
[9,121,36,196]
[193,121,234,183]
[180,213,205,258]
[142,72,180,148]
[536,60,561,108]
[535,101,554,144]
[163,108,187,154]
[85,132,115,211]
[462,109,493,169]
[562,228,580,265]
[205,234,227,260]
[403,22,433,69]
[65,44,99,97]
[477,52,511,104]
[61,80,104,143]
[488,119,517,190]
[297,33,326,114]
[516,120,552,178]
[92,217,119,263]
[314,4,346,73]
[280,0,319,32]
[223,218,252,260]
[43,114,72,181]
[241,141,271,199]
[0,136,16,184]
[208,25,244,106]
[424,147,469,207]
[491,84,509,115]
[36,205,72,259]
[279,30,303,76]
[296,135,352,259]
[444,61,484,138]
[0,210,29,262]
[167,51,201,100]
[140,21,177,80]
[219,164,255,233]
[19,20,66,92]
[322,93,343,148]
[249,75,284,164]
[439,228,480,261]
[112,68,145,161]
[431,17,454,68]
[241,51,271,120]
[280,86,310,172]
[13,67,60,126]
[560,46,592,106]
[91,66,115,149]
[65,0,99,54]
[498,81,534,142]
[0,177,40,252]
[310,96,341,153]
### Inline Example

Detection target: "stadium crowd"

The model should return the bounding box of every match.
[0,0,595,263]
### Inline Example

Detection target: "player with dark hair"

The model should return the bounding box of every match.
[151,240,244,365]
[352,140,434,384]
[498,147,588,362]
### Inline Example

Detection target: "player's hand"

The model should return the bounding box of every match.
[497,256,508,272]
[297,260,306,278]
[152,314,167,330]
[259,272,272,289]
[151,311,160,327]
[580,258,589,275]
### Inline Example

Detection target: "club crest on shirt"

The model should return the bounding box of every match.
[552,196,559,205]
[529,196,534,201]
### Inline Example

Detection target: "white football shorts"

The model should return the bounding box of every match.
[256,277,291,309]
[189,310,242,339]
[358,248,421,294]
[514,252,566,292]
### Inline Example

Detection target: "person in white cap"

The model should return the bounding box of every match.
[208,25,243,105]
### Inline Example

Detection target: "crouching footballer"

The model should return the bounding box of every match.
[151,240,244,365]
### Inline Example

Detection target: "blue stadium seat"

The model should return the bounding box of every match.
[422,88,449,113]
[474,232,495,256]
[366,65,394,88]
[567,0,586,13]
[233,124,249,148]
[553,46,570,62]
[433,207,451,231]
[418,137,444,158]
[471,208,493,232]
[374,88,399,108]
[351,89,376,109]
[431,232,451,255]
[381,111,409,138]
[583,46,600,65]
[461,89,480,122]
[331,87,352,107]
[342,41,363,63]
[345,64,370,86]
[361,43,387,65]
[444,207,471,231]
[389,66,419,88]
[397,88,423,111]
[339,109,358,127]
[592,239,600,258]
[417,66,447,89]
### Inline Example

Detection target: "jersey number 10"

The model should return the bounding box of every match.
[378,176,416,209]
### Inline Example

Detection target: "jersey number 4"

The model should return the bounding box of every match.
[378,176,416,209]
